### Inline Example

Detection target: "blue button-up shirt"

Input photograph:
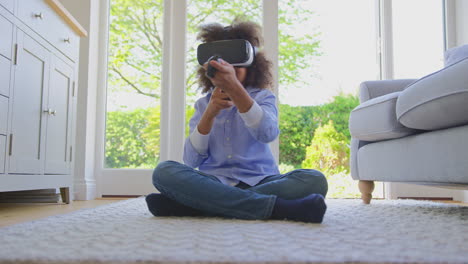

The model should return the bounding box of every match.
[183,87,280,186]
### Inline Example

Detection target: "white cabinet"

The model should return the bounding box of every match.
[0,54,10,96]
[0,95,6,174]
[0,0,14,13]
[0,12,13,58]
[0,135,5,173]
[0,0,85,203]
[45,55,73,175]
[0,96,7,135]
[10,32,73,175]
[9,31,49,174]
[17,0,79,62]
[0,12,12,176]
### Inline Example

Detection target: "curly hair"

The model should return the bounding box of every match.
[196,18,273,93]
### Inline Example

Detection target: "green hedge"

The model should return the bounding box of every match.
[105,93,359,171]
[279,93,359,167]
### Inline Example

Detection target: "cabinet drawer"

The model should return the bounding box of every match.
[0,0,14,14]
[17,0,78,61]
[48,20,79,61]
[0,95,7,135]
[0,135,5,173]
[0,14,13,59]
[0,55,10,96]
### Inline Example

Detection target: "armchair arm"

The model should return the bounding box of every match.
[359,79,417,103]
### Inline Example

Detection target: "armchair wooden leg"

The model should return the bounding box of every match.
[60,187,71,204]
[358,180,375,204]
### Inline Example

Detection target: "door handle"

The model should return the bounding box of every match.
[43,109,57,116]
[34,13,44,19]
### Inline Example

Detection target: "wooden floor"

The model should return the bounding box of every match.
[0,198,466,228]
[438,200,468,206]
[0,198,129,228]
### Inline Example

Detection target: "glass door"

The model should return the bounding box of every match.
[99,0,164,195]
[277,0,383,198]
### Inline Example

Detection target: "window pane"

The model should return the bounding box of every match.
[105,0,163,168]
[278,0,382,198]
[392,0,445,78]
[185,0,262,136]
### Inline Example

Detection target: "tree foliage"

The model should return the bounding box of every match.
[108,0,164,98]
[301,120,350,175]
[313,93,359,140]
[279,93,359,167]
[279,104,318,166]
[105,106,194,168]
[105,91,358,171]
[108,0,321,99]
[105,108,158,168]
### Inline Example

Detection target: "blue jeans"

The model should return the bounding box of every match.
[152,160,328,220]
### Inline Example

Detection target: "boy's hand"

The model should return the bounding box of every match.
[203,58,254,114]
[205,87,233,118]
[204,59,242,95]
[197,87,233,135]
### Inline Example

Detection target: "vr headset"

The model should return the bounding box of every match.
[197,39,255,77]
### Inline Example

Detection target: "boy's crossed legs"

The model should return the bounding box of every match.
[146,161,328,223]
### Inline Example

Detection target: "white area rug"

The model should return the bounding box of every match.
[0,198,467,264]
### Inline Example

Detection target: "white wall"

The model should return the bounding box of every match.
[455,0,468,44]
[59,0,100,200]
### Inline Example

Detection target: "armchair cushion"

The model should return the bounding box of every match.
[396,58,468,130]
[359,79,417,103]
[445,44,468,67]
[349,92,419,141]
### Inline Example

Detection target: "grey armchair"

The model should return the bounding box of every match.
[348,48,468,204]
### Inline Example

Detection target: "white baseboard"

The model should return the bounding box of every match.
[462,191,468,203]
[385,182,467,201]
[73,179,97,200]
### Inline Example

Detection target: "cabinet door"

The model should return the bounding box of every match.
[0,14,13,59]
[9,31,49,174]
[0,0,14,14]
[0,135,5,173]
[44,56,73,174]
[0,14,13,97]
[0,55,11,97]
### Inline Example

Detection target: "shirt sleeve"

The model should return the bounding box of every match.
[239,90,280,143]
[189,126,209,155]
[239,101,264,129]
[183,98,210,168]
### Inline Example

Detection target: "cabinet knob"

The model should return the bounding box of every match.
[43,109,57,116]
[34,13,44,19]
[64,38,71,43]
